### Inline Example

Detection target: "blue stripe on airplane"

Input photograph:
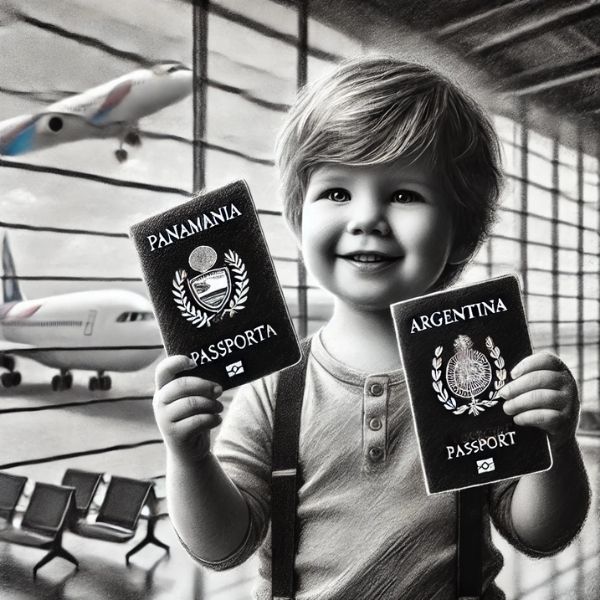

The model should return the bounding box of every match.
[3,122,37,156]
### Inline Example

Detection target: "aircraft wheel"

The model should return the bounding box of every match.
[51,375,61,391]
[1,355,15,371]
[89,376,98,391]
[124,131,141,146]
[10,371,21,386]
[115,149,128,162]
[64,373,73,389]
[1,372,14,387]
[100,375,112,391]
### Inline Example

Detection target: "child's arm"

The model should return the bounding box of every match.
[501,352,590,552]
[153,355,250,562]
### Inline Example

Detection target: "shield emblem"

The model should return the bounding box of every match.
[188,267,231,312]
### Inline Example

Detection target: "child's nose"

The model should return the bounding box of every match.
[345,196,390,236]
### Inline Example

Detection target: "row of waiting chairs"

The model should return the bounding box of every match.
[0,469,169,577]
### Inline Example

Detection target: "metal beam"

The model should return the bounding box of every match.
[437,0,537,38]
[503,53,600,95]
[471,1,600,56]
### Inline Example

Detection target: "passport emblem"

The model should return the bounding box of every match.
[172,245,249,329]
[431,335,507,417]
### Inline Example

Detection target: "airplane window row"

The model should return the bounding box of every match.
[2,320,83,327]
[116,311,155,322]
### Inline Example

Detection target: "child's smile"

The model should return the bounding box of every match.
[301,157,460,310]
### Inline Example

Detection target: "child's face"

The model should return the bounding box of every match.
[301,156,458,311]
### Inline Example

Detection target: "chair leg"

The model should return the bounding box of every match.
[33,550,57,578]
[56,546,79,569]
[125,517,170,564]
[32,545,79,578]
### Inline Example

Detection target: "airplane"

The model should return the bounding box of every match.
[0,62,192,162]
[0,235,163,391]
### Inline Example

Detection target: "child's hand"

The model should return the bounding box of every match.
[501,352,579,449]
[153,355,224,461]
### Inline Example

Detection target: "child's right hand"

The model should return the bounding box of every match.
[153,355,224,462]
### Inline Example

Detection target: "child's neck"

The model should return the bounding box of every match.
[321,300,402,373]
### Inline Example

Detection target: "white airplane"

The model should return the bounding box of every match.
[0,235,163,391]
[0,63,192,162]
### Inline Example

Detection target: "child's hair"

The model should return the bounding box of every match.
[275,56,503,288]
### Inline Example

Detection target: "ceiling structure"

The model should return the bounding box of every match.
[309,0,600,154]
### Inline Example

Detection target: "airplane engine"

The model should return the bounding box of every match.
[36,114,64,134]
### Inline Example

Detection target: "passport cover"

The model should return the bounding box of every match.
[129,180,301,390]
[391,274,552,494]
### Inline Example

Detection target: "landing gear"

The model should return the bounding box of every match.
[124,130,141,146]
[1,354,16,372]
[89,371,111,391]
[51,370,73,391]
[115,148,128,162]
[115,125,140,162]
[1,354,21,388]
[1,371,21,388]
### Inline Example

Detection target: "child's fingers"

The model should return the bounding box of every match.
[503,389,566,416]
[157,376,222,405]
[167,396,223,423]
[512,408,567,435]
[510,351,564,379]
[500,369,565,400]
[170,413,223,437]
[155,355,196,389]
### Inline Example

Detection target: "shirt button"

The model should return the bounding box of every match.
[368,446,383,462]
[369,417,382,431]
[369,383,384,396]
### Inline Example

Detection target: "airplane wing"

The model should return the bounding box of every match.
[0,111,124,156]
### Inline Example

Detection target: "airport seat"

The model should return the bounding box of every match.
[0,482,78,577]
[0,472,27,527]
[71,475,169,564]
[61,468,103,520]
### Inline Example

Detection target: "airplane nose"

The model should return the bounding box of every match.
[169,69,193,101]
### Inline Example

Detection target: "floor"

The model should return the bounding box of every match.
[0,358,598,599]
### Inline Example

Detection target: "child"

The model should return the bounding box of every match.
[153,57,590,599]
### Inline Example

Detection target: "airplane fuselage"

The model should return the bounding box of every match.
[0,289,162,372]
[0,64,192,156]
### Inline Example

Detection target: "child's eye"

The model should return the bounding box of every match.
[320,188,350,203]
[391,190,425,204]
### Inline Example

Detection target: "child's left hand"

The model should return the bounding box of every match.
[501,352,579,449]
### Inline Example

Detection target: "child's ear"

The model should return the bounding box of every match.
[447,243,471,266]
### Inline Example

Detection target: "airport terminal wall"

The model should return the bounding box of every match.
[0,1,598,599]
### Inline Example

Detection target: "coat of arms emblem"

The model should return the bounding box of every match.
[172,245,249,329]
[431,335,506,416]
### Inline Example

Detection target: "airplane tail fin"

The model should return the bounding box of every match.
[2,235,24,303]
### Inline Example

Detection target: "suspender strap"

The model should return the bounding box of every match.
[271,337,312,600]
[457,486,484,600]
[271,336,483,600]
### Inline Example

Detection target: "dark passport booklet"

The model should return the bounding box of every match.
[130,180,301,390]
[391,274,552,494]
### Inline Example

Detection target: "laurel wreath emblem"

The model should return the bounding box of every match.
[223,250,249,317]
[171,250,249,329]
[431,336,507,416]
